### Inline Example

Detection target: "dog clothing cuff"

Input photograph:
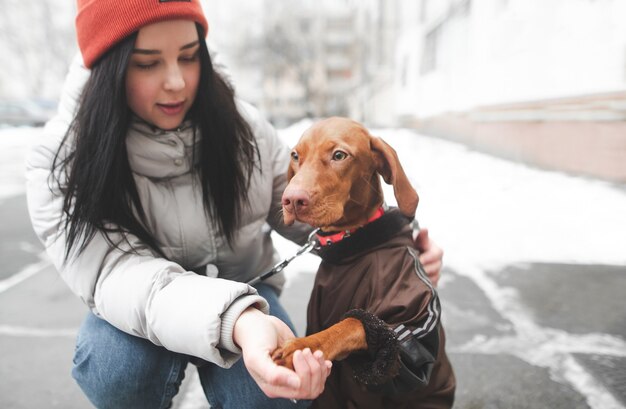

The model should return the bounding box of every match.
[342,309,400,386]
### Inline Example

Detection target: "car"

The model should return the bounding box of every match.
[0,99,55,127]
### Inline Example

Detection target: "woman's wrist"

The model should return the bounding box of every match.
[220,294,268,354]
[233,306,265,350]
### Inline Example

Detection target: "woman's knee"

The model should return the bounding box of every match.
[72,313,187,409]
[199,358,312,409]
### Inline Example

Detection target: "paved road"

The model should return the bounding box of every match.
[1,122,625,408]
[1,192,625,408]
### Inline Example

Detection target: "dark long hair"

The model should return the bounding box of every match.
[52,24,258,260]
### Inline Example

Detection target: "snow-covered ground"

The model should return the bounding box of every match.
[273,120,626,409]
[3,121,625,278]
[3,122,625,408]
[0,127,44,202]
[273,119,626,280]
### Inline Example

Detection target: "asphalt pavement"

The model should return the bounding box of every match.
[1,192,625,409]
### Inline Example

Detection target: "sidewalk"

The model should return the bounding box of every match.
[172,261,626,409]
[1,127,625,408]
[5,256,622,408]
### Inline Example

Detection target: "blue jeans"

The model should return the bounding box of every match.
[72,283,310,409]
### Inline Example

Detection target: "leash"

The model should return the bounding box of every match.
[246,228,319,406]
[246,228,320,286]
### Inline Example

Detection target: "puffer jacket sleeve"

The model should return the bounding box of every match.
[25,54,268,367]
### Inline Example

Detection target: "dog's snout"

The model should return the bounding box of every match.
[282,189,310,213]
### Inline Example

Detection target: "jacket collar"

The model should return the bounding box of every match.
[315,208,412,264]
[126,116,199,179]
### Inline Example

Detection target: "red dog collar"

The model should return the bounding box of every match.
[316,207,385,246]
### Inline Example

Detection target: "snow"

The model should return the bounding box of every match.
[3,122,625,408]
[274,119,626,278]
[0,127,44,202]
[273,120,626,409]
[4,121,625,272]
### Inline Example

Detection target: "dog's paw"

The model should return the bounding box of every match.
[272,337,323,370]
[271,339,296,370]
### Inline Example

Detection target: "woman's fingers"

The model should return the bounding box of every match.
[306,349,322,396]
[324,356,332,377]
[273,348,328,399]
[293,349,318,396]
[413,227,444,287]
[245,352,298,397]
[313,350,330,392]
[237,311,331,400]
[292,350,311,394]
[421,259,442,286]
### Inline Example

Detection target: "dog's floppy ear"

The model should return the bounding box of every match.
[371,137,419,218]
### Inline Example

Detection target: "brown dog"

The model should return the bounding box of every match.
[274,118,455,408]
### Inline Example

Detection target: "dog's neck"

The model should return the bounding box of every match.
[316,206,385,246]
[318,174,384,234]
[315,208,412,263]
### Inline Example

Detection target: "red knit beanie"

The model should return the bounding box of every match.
[76,0,209,68]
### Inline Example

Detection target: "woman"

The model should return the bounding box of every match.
[25,1,443,408]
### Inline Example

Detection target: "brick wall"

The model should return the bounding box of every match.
[416,93,626,183]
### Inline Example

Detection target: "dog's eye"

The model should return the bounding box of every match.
[291,151,299,162]
[332,150,348,161]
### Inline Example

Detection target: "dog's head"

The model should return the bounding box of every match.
[281,117,418,231]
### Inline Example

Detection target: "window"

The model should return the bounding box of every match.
[421,25,440,74]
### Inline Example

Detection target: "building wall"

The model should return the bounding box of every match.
[391,0,626,182]
[419,92,626,181]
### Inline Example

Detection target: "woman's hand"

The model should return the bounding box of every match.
[414,228,444,287]
[233,307,332,400]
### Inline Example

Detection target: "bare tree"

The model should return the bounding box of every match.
[233,0,325,122]
[0,0,75,100]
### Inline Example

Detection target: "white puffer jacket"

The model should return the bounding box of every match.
[25,55,309,367]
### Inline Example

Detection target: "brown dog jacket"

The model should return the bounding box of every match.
[307,209,456,409]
